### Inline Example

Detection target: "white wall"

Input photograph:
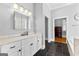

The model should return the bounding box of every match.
[19,3,34,33]
[55,19,62,27]
[34,3,43,33]
[34,3,45,49]
[43,4,52,42]
[51,4,79,54]
[34,3,52,49]
[0,3,34,35]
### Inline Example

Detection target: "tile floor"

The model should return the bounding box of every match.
[34,41,70,56]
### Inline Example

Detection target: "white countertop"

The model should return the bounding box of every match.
[0,36,27,46]
[0,33,40,46]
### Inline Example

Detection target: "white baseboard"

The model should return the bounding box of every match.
[41,45,45,49]
[67,40,74,56]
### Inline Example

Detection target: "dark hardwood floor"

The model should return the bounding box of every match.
[34,41,70,56]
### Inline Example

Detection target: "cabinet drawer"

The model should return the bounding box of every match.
[8,51,21,56]
[22,39,30,46]
[22,37,34,47]
[1,41,21,54]
[22,45,31,56]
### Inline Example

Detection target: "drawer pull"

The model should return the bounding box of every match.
[19,49,21,52]
[30,43,33,46]
[37,40,39,42]
[10,46,15,49]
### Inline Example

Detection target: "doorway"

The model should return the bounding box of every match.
[45,16,49,52]
[45,16,48,40]
[54,18,67,44]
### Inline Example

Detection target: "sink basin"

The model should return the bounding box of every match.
[21,32,28,36]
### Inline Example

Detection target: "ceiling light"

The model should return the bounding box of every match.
[13,4,18,10]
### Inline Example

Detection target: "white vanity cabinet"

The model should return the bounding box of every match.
[0,41,22,56]
[21,37,33,56]
[0,33,42,56]
[22,36,38,56]
[21,34,42,56]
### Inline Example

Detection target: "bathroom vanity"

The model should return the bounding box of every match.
[0,4,43,56]
[0,33,42,56]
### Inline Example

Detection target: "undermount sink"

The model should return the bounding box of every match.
[21,32,28,36]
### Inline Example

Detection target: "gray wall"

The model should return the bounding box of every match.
[0,3,51,49]
[52,4,79,54]
[55,19,63,27]
[34,3,52,48]
[43,4,52,42]
[0,3,34,35]
[34,3,45,49]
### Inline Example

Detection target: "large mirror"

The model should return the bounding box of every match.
[14,11,28,32]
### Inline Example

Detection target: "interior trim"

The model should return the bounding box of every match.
[67,40,74,56]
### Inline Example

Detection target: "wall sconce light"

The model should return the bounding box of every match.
[24,9,28,14]
[74,13,79,21]
[28,11,32,16]
[20,6,24,12]
[13,4,32,16]
[13,4,19,10]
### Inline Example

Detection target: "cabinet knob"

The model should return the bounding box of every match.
[10,46,15,49]
[19,49,21,52]
[30,43,33,46]
[37,40,39,42]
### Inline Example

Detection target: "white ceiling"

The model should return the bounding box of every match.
[46,3,73,10]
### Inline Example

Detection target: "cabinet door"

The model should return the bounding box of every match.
[22,37,37,56]
[21,35,42,56]
[30,39,38,56]
[30,36,42,55]
[29,42,34,56]
[33,37,38,54]
[22,43,30,56]
[8,52,17,56]
[37,35,42,50]
[22,41,35,56]
[22,38,31,56]
[1,41,21,56]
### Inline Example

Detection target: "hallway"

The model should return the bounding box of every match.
[34,42,70,56]
[47,42,70,56]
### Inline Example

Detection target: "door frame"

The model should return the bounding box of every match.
[53,16,68,43]
[45,16,48,40]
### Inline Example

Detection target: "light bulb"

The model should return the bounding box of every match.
[20,7,24,12]
[13,4,18,10]
[28,11,32,16]
[25,9,28,14]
